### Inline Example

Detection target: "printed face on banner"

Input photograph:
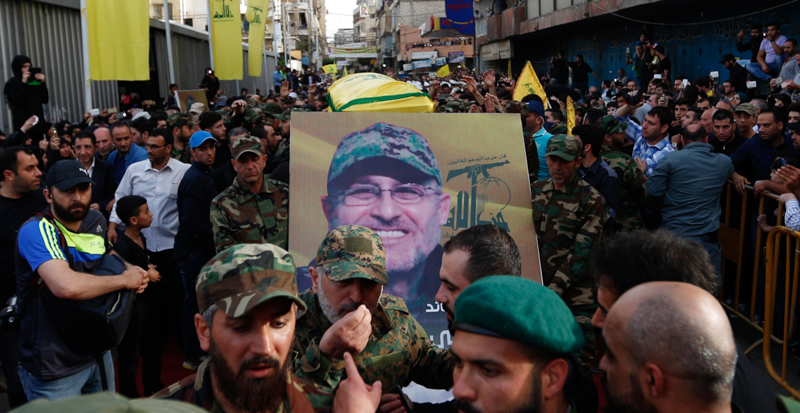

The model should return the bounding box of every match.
[289,112,541,350]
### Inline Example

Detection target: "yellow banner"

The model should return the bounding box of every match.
[322,64,338,74]
[87,0,149,80]
[210,0,243,80]
[567,96,576,135]
[246,0,269,77]
[343,66,349,77]
[436,64,450,78]
[507,60,512,79]
[513,61,549,109]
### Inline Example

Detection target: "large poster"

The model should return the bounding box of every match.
[289,112,541,354]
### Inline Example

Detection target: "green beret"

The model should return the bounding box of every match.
[454,276,584,355]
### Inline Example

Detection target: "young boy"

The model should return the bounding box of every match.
[112,195,164,398]
[758,152,800,232]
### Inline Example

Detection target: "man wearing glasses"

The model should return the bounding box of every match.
[320,122,451,320]
[211,136,289,252]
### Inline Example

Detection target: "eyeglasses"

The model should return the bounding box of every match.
[144,144,166,150]
[332,184,441,206]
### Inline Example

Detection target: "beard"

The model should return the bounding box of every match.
[52,198,89,223]
[208,336,289,413]
[444,304,455,335]
[603,372,657,413]
[452,373,542,413]
[316,283,378,324]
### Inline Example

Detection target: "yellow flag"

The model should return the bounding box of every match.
[87,0,149,80]
[436,64,450,78]
[507,60,512,79]
[567,96,576,135]
[246,0,269,77]
[343,66,349,77]
[322,64,338,74]
[210,0,243,80]
[513,61,549,109]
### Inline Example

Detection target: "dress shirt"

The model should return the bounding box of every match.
[632,134,675,177]
[86,157,96,178]
[110,158,190,252]
[785,199,800,231]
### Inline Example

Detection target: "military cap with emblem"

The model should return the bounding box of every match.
[230,135,264,160]
[195,243,306,317]
[454,276,584,355]
[545,134,581,161]
[167,112,197,129]
[316,225,388,285]
[327,122,442,187]
[10,391,207,413]
[596,115,627,135]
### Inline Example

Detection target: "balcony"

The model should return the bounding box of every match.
[484,6,526,42]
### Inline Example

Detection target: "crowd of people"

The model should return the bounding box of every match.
[405,38,472,51]
[0,19,799,412]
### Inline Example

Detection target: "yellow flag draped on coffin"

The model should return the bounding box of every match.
[326,73,434,113]
[566,96,576,135]
[246,0,269,77]
[87,0,149,80]
[210,0,243,80]
[513,61,549,109]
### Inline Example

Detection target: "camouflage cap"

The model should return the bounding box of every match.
[263,102,284,115]
[734,102,757,117]
[243,108,264,124]
[245,96,259,108]
[195,244,306,317]
[316,225,388,285]
[592,102,607,112]
[10,392,207,413]
[597,115,627,135]
[545,134,581,161]
[548,123,568,135]
[167,112,197,129]
[327,122,442,186]
[231,135,264,160]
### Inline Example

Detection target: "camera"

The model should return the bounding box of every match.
[0,296,19,329]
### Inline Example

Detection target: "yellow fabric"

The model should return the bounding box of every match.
[513,61,549,109]
[566,96,576,135]
[322,64,338,74]
[507,60,512,79]
[87,0,149,80]
[246,0,269,77]
[436,64,450,78]
[210,0,243,80]
[343,66,349,77]
[327,73,434,113]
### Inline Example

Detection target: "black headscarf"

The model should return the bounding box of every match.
[10,55,31,79]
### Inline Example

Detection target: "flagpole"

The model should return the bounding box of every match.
[164,0,176,84]
[80,0,93,111]
[207,0,215,70]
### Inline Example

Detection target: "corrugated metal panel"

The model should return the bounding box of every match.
[0,0,27,133]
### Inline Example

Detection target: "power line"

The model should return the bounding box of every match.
[587,0,799,26]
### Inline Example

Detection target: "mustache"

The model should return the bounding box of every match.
[239,356,280,375]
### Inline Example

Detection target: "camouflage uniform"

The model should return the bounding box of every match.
[523,130,540,186]
[292,226,454,394]
[600,145,647,232]
[154,243,333,412]
[167,112,195,163]
[210,137,290,253]
[531,135,608,362]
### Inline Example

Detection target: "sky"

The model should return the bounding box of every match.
[324,0,357,42]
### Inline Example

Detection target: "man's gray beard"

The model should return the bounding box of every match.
[317,284,342,324]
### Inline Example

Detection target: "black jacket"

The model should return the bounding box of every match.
[174,162,217,259]
[728,63,748,95]
[737,36,762,60]
[3,55,49,131]
[89,158,117,215]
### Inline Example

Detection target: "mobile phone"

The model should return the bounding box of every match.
[626,47,630,53]
[115,113,126,120]
[653,74,662,79]
[782,158,787,167]
[682,79,689,87]
[747,81,757,89]
[89,108,100,117]
[108,107,118,114]
[395,386,414,413]
[31,115,39,126]
[710,71,719,78]
[30,67,41,76]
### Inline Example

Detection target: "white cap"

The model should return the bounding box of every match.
[189,102,206,115]
[288,92,298,99]
[131,112,151,121]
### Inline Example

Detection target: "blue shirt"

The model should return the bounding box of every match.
[730,134,794,182]
[646,143,734,236]
[632,133,675,178]
[107,144,148,185]
[532,127,554,180]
